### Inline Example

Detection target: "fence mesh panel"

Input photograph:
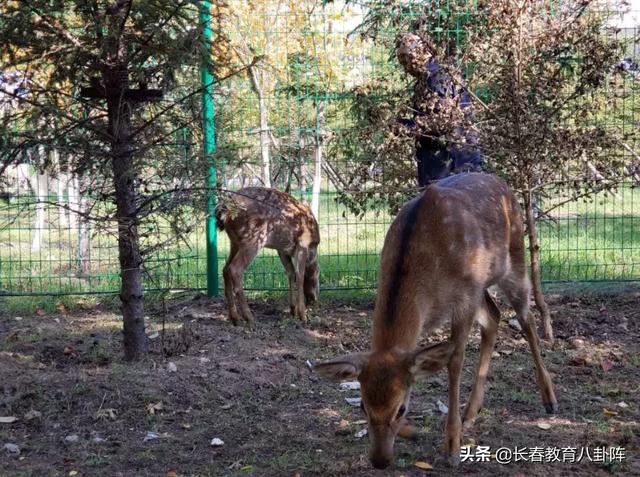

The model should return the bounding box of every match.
[1,2,639,296]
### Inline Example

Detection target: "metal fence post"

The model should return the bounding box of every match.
[200,0,219,297]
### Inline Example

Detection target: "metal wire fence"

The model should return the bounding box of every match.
[1,2,639,297]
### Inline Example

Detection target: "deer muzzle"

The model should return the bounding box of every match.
[368,424,395,469]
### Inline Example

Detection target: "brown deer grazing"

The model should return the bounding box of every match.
[215,187,320,324]
[315,173,557,469]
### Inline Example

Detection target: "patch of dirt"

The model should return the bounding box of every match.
[0,293,638,476]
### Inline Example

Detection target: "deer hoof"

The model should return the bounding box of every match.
[544,402,557,414]
[448,452,461,467]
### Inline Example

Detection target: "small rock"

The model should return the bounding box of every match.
[24,410,42,421]
[491,351,501,358]
[167,362,178,372]
[339,381,360,391]
[143,431,159,442]
[14,317,23,321]
[3,443,20,456]
[210,437,224,447]
[508,319,522,332]
[93,436,107,443]
[436,400,449,415]
[64,434,79,443]
[617,401,629,409]
[345,397,361,407]
[354,428,368,438]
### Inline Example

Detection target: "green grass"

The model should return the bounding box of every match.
[1,186,639,297]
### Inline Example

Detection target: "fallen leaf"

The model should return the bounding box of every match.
[57,303,68,314]
[167,362,178,372]
[181,423,192,430]
[146,402,163,415]
[536,422,552,430]
[463,437,476,448]
[354,428,368,438]
[617,401,629,409]
[148,332,160,340]
[0,416,18,424]
[338,419,350,429]
[63,346,75,355]
[64,434,79,443]
[240,465,252,472]
[569,355,593,366]
[414,460,433,470]
[35,307,46,316]
[95,408,117,420]
[601,358,614,373]
[603,408,618,417]
[68,471,78,476]
[210,437,224,446]
[166,471,178,477]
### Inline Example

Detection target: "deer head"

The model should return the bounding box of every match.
[315,342,454,469]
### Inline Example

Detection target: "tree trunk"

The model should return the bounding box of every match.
[248,66,271,187]
[32,149,48,252]
[52,150,69,227]
[311,101,325,219]
[72,174,91,276]
[524,192,554,342]
[104,65,148,361]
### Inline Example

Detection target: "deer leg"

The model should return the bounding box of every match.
[232,245,260,323]
[293,246,309,321]
[223,243,259,323]
[444,308,473,467]
[500,274,558,414]
[222,242,242,325]
[463,291,500,429]
[278,251,296,316]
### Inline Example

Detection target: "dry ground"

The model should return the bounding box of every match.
[1,291,639,477]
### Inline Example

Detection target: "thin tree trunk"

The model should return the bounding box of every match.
[248,65,271,187]
[104,65,148,361]
[524,191,554,342]
[68,170,78,229]
[32,150,48,252]
[52,150,69,227]
[73,174,91,276]
[311,101,325,219]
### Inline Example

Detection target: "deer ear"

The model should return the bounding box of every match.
[410,342,455,377]
[314,353,370,380]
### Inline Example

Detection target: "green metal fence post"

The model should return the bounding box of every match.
[200,0,219,297]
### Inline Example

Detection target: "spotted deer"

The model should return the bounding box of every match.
[315,173,557,469]
[215,187,320,324]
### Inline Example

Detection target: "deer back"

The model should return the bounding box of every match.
[371,173,523,351]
